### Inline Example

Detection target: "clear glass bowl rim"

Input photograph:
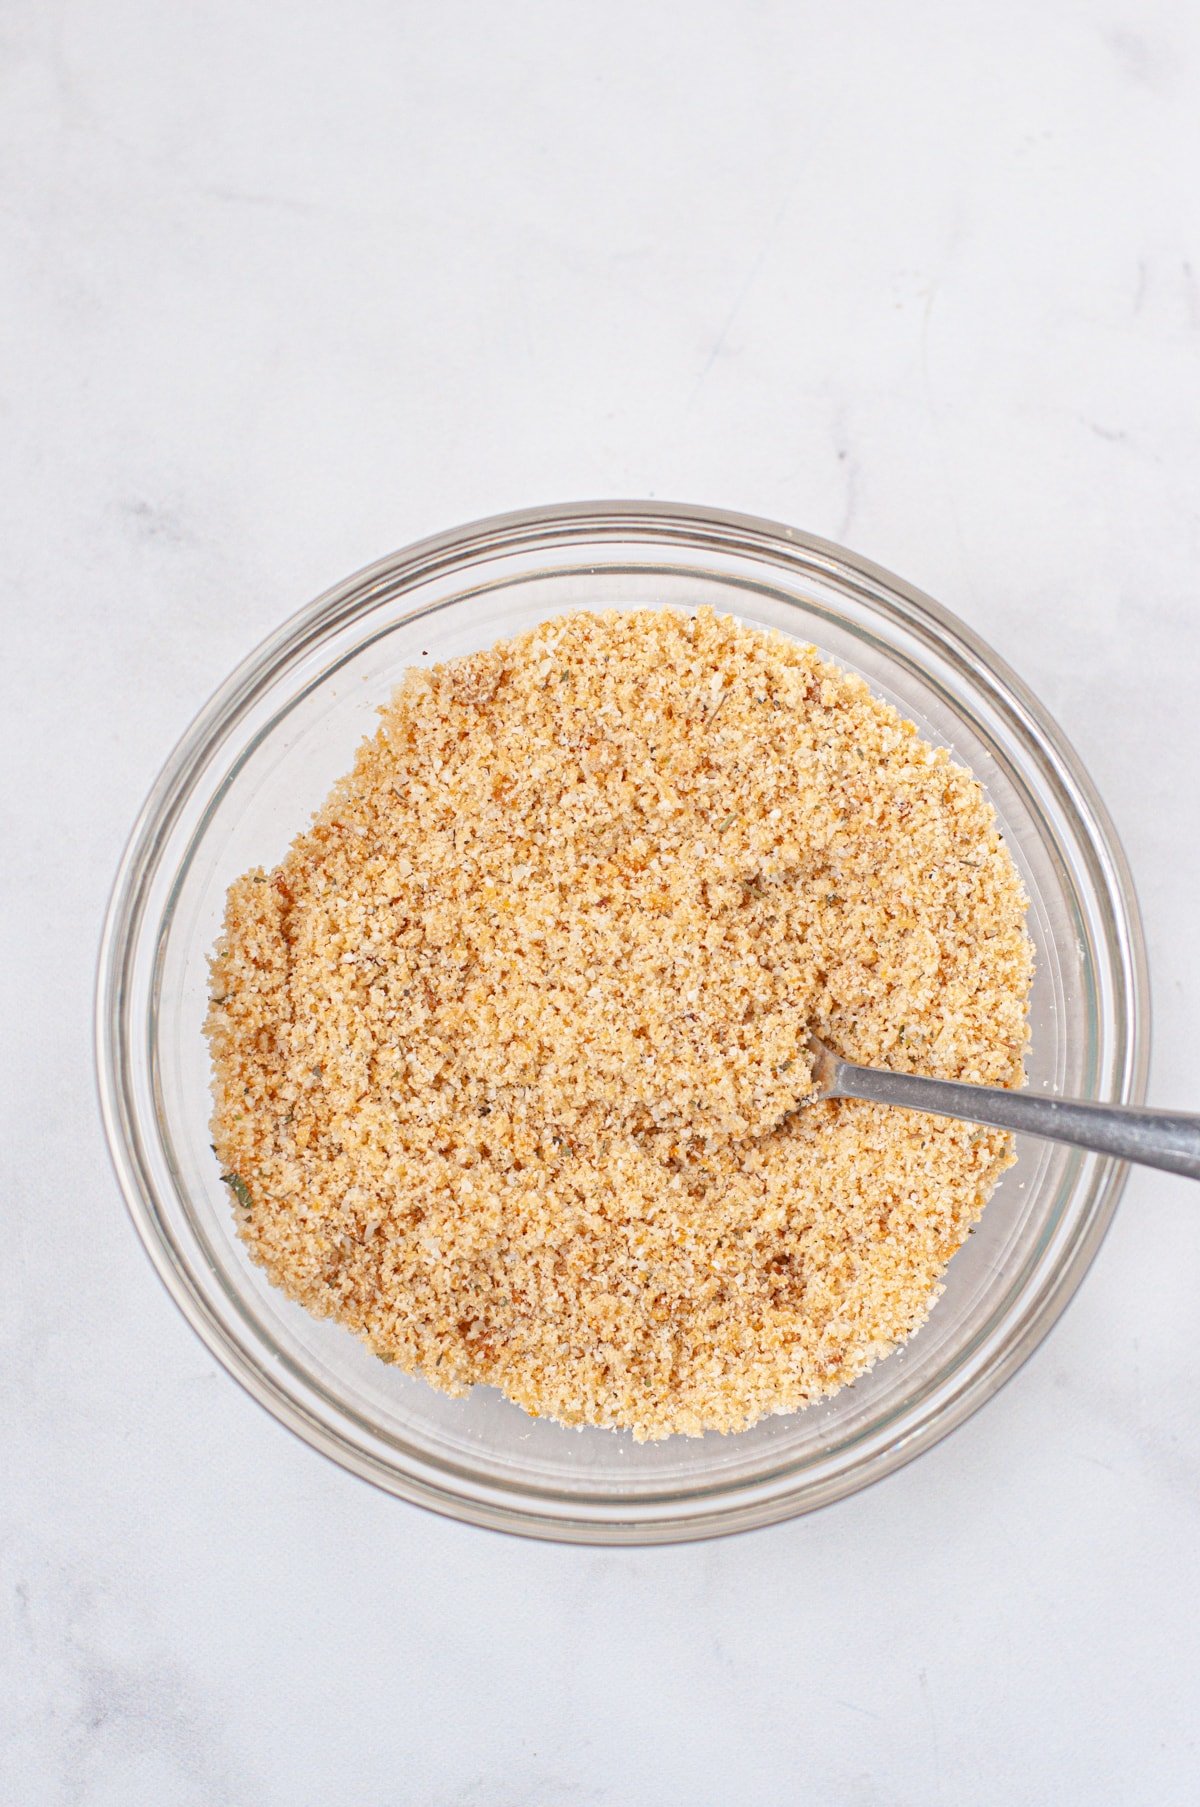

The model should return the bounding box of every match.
[96,499,1150,1542]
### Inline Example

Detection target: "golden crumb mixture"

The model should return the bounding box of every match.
[206,608,1033,1439]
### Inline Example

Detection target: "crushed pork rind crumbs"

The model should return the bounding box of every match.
[206,608,1033,1439]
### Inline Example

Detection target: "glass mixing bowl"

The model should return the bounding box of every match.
[96,502,1148,1542]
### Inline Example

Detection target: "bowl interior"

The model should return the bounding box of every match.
[105,509,1143,1539]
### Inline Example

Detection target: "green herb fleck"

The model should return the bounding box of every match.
[714,814,736,832]
[220,1172,253,1212]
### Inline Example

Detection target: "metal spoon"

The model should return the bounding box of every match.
[805,1034,1200,1180]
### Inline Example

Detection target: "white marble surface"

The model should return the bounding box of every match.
[4,2,1200,1801]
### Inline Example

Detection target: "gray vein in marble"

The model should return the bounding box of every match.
[1105,25,1162,89]
[833,413,860,541]
[119,498,197,549]
[5,1553,243,1807]
[687,183,797,406]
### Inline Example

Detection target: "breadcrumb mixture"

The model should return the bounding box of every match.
[206,608,1033,1439]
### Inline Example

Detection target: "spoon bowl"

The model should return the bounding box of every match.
[805,1034,1200,1180]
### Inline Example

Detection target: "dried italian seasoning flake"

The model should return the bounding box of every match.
[220,1172,253,1212]
[205,608,1033,1440]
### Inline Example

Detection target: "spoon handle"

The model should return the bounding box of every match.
[828,1058,1200,1180]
